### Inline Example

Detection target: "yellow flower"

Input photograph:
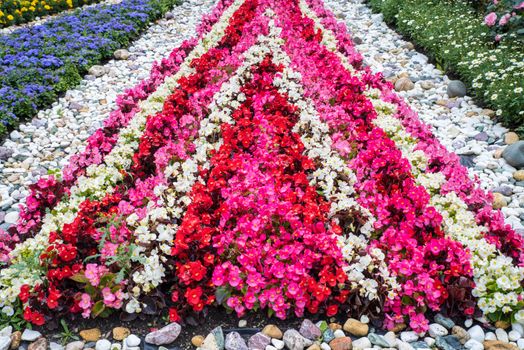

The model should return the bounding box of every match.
[44,4,51,9]
[7,14,14,21]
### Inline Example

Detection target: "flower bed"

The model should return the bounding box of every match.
[366,0,524,135]
[0,0,103,28]
[0,0,523,333]
[0,0,180,138]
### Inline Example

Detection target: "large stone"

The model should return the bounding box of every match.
[95,339,111,350]
[401,331,419,343]
[368,333,390,348]
[483,340,519,350]
[225,332,247,350]
[329,337,352,350]
[248,333,270,350]
[212,326,225,350]
[492,193,507,209]
[435,314,455,329]
[113,327,130,341]
[299,320,321,340]
[0,327,11,338]
[80,329,101,342]
[145,323,181,345]
[114,49,130,60]
[65,341,85,350]
[125,335,141,347]
[395,77,415,92]
[464,339,483,350]
[88,65,107,77]
[351,337,371,350]
[495,329,509,343]
[469,326,486,343]
[50,342,64,350]
[283,330,313,350]
[192,335,205,347]
[0,147,13,161]
[505,132,520,145]
[447,80,467,97]
[503,141,524,169]
[322,329,335,344]
[21,330,41,342]
[28,338,47,350]
[343,319,368,337]
[4,211,18,224]
[0,336,10,350]
[513,170,524,181]
[201,334,219,350]
[452,326,471,345]
[10,331,21,350]
[429,323,449,338]
[262,325,283,339]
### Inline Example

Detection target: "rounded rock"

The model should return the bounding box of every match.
[95,339,111,350]
[447,80,467,97]
[329,337,352,350]
[262,325,283,339]
[112,327,130,341]
[125,335,141,347]
[395,77,415,92]
[343,318,368,337]
[192,335,205,347]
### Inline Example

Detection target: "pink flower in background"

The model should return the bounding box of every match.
[515,1,524,9]
[485,12,498,26]
[499,13,511,26]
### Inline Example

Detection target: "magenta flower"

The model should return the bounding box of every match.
[485,12,498,26]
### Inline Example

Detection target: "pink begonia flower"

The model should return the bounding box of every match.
[499,13,512,26]
[485,12,498,26]
[79,293,92,318]
[516,2,524,9]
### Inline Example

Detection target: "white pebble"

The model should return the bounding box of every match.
[271,339,285,350]
[464,339,484,350]
[238,320,247,328]
[468,325,485,343]
[400,331,418,343]
[496,328,509,342]
[333,330,345,338]
[352,337,371,350]
[509,330,521,342]
[424,337,435,347]
[96,339,111,350]
[429,323,448,338]
[465,319,473,328]
[517,338,524,350]
[486,332,497,341]
[21,329,41,342]
[125,335,141,347]
[320,343,330,350]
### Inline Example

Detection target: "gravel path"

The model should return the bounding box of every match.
[0,0,217,228]
[324,0,524,231]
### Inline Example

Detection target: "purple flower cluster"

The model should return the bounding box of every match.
[0,0,176,137]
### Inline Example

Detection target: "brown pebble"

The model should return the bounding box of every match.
[329,323,342,331]
[10,331,21,350]
[262,324,283,339]
[329,337,352,350]
[112,327,130,341]
[191,335,205,347]
[80,328,101,342]
[28,338,47,350]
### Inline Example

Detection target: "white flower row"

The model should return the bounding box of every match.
[368,88,524,318]
[0,0,247,314]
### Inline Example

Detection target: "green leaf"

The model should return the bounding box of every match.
[69,273,88,284]
[91,301,106,317]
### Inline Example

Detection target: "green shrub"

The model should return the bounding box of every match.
[367,0,524,134]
